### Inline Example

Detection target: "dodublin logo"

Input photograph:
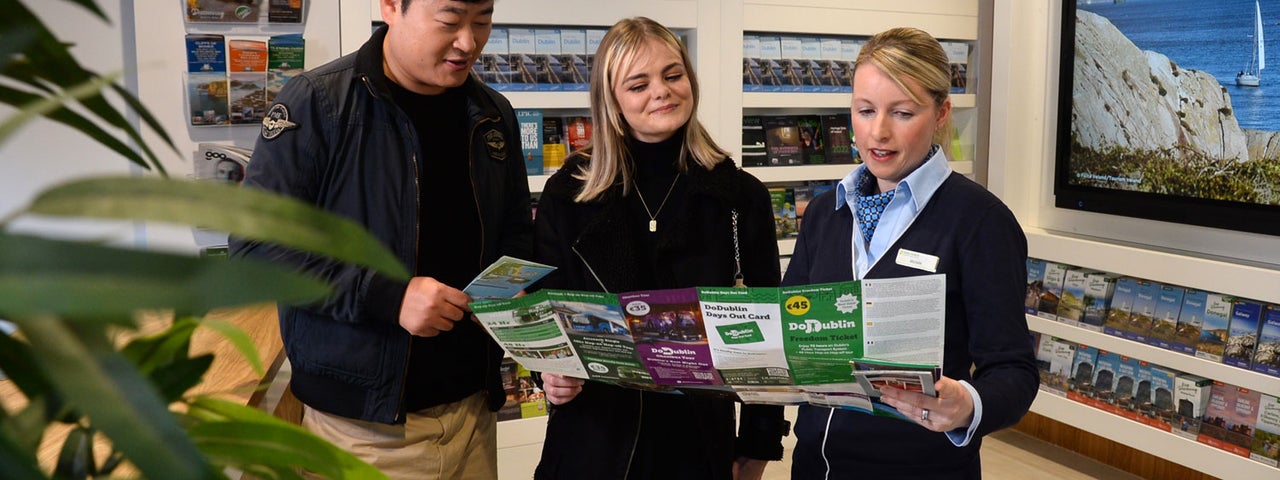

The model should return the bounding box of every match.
[789,319,858,334]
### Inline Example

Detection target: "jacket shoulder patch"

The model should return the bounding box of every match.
[261,103,298,140]
[483,128,507,161]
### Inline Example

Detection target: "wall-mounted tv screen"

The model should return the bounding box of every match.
[1055,0,1280,237]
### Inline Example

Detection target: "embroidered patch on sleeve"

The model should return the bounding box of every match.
[483,128,507,161]
[261,103,298,140]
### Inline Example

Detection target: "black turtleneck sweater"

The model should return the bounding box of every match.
[387,82,487,411]
[627,132,689,290]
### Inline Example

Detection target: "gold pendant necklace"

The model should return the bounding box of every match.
[635,174,680,233]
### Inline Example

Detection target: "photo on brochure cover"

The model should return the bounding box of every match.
[851,359,940,398]
[464,256,555,300]
[621,288,723,386]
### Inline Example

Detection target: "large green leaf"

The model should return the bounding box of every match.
[149,354,215,404]
[13,317,219,479]
[0,0,107,23]
[119,321,218,402]
[0,334,56,414]
[24,177,409,280]
[0,72,116,144]
[5,403,51,455]
[97,450,126,476]
[0,233,331,320]
[1,1,173,173]
[2,3,98,92]
[186,398,386,480]
[121,317,200,375]
[0,24,37,64]
[109,82,180,172]
[58,0,107,20]
[0,73,169,173]
[199,318,265,378]
[0,84,162,172]
[54,426,94,480]
[240,464,307,480]
[0,432,44,480]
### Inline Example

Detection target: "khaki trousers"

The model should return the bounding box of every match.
[301,391,498,480]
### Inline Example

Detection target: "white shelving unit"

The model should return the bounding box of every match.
[1025,229,1280,308]
[1027,315,1276,402]
[744,92,977,109]
[503,91,591,110]
[746,160,972,185]
[1019,230,1280,477]
[495,416,548,480]
[778,238,796,256]
[738,0,985,217]
[742,0,978,40]
[737,0,983,270]
[1031,393,1277,479]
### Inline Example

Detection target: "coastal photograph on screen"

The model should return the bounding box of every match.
[1055,0,1280,236]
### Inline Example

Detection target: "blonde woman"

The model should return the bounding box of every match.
[531,17,788,480]
[784,27,1037,479]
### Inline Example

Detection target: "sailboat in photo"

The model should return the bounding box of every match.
[1237,0,1265,87]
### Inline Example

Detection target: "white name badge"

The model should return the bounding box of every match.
[896,249,939,273]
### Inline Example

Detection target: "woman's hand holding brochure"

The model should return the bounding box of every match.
[879,376,975,432]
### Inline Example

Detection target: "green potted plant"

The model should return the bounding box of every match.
[1,1,396,478]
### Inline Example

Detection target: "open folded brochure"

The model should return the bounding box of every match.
[471,274,946,420]
[462,256,556,301]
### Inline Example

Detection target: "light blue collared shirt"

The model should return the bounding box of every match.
[835,145,984,447]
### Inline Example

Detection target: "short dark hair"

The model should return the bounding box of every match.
[401,0,490,13]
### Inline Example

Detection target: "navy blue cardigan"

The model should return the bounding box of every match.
[785,172,1038,479]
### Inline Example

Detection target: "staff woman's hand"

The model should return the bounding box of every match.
[878,376,975,432]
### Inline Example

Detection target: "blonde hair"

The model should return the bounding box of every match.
[855,27,954,146]
[573,17,730,202]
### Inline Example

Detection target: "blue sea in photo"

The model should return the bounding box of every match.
[1080,0,1280,132]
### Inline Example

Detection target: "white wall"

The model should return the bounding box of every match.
[133,0,344,252]
[1,0,345,252]
[1,0,139,245]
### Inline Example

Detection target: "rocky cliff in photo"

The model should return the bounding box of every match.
[1072,10,1262,163]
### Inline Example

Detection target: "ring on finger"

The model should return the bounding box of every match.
[920,409,930,422]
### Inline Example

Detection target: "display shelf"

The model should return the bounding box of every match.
[496,416,547,480]
[744,160,971,185]
[743,92,850,110]
[503,92,591,111]
[1026,315,1277,395]
[746,164,854,183]
[497,415,548,450]
[354,0,699,53]
[528,174,549,194]
[367,0,699,29]
[1026,228,1280,305]
[743,0,978,40]
[744,92,977,109]
[778,238,796,256]
[526,161,983,195]
[1030,393,1277,478]
[498,1,700,30]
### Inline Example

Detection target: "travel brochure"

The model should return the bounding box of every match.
[470,270,946,420]
[184,0,304,24]
[462,256,556,301]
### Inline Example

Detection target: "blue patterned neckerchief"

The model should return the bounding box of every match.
[853,145,939,246]
[854,173,895,246]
